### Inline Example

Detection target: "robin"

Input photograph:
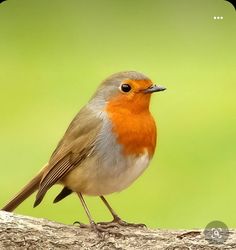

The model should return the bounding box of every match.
[2,71,166,232]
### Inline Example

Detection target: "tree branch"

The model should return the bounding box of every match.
[0,211,234,249]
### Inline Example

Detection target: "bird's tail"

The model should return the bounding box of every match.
[1,164,47,212]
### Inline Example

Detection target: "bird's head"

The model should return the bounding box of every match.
[90,71,166,113]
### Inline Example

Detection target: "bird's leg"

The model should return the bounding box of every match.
[97,196,146,228]
[73,193,94,229]
[74,193,112,235]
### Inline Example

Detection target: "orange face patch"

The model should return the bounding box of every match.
[110,79,154,114]
[106,79,157,157]
[123,79,153,92]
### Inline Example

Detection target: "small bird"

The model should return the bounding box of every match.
[2,71,166,232]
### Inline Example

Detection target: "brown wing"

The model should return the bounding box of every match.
[34,106,102,207]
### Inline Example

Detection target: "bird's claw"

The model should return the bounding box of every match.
[97,216,147,229]
[73,220,121,237]
[73,221,90,228]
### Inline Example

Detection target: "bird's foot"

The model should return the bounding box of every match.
[97,216,146,229]
[73,220,122,237]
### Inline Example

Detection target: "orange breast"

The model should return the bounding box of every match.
[106,93,157,157]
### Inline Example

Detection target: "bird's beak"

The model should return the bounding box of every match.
[143,84,166,93]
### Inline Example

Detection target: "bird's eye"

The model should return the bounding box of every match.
[120,84,131,93]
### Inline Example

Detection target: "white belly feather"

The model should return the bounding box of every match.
[63,151,150,196]
[110,152,150,193]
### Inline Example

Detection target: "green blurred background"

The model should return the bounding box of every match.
[0,0,235,229]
